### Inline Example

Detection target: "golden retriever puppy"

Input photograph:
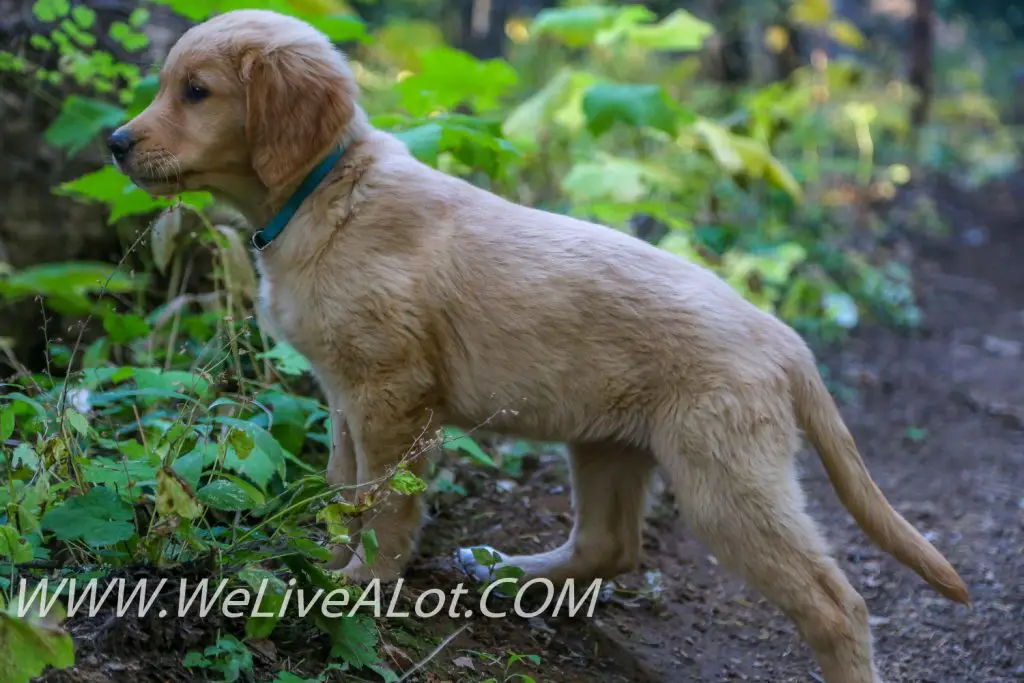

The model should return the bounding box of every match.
[109,10,968,682]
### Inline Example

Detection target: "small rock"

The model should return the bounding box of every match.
[982,335,1021,358]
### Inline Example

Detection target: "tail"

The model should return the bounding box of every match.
[789,356,970,604]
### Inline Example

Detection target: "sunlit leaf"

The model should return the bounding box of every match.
[0,525,33,564]
[626,10,714,51]
[56,167,170,223]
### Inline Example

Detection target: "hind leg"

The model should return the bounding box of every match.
[457,440,656,583]
[656,429,880,683]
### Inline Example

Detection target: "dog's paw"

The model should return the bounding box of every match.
[452,545,509,583]
[342,557,402,585]
[325,545,354,571]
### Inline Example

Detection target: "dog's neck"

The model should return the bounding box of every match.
[230,112,372,233]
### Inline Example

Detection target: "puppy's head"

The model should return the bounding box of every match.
[110,10,359,199]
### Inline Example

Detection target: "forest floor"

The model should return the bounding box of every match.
[41,175,1023,683]
[411,175,1024,682]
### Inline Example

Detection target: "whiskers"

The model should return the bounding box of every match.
[136,148,183,190]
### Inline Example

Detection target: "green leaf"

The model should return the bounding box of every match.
[329,615,379,668]
[13,443,38,470]
[390,468,427,495]
[196,479,259,512]
[441,426,495,468]
[531,6,623,48]
[305,15,370,43]
[360,529,378,567]
[0,604,75,682]
[394,47,518,117]
[71,5,96,28]
[56,167,170,223]
[155,467,202,519]
[239,567,286,639]
[228,429,255,460]
[44,96,126,157]
[0,261,141,315]
[626,9,714,51]
[66,410,89,436]
[503,68,597,148]
[562,155,679,205]
[0,525,33,564]
[103,313,151,343]
[0,406,14,441]
[32,0,71,22]
[257,342,312,376]
[41,487,135,548]
[582,83,681,137]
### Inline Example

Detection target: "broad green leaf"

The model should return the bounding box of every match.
[329,614,380,668]
[41,486,135,547]
[441,426,495,468]
[103,313,151,343]
[0,261,140,315]
[582,83,681,137]
[392,116,519,177]
[56,167,169,223]
[13,443,38,470]
[502,68,597,147]
[394,47,518,117]
[43,96,125,157]
[305,15,370,43]
[197,479,259,512]
[531,6,623,48]
[0,525,33,564]
[155,467,202,519]
[0,602,75,682]
[562,155,679,205]
[626,9,714,51]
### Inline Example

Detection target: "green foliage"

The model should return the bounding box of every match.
[0,598,75,683]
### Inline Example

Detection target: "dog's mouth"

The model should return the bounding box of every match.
[116,153,186,196]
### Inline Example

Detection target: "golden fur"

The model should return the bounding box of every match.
[112,10,968,682]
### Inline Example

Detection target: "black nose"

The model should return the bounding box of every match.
[107,129,136,162]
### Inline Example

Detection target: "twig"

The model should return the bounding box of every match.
[396,623,469,682]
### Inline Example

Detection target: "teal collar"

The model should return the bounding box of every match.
[251,144,345,251]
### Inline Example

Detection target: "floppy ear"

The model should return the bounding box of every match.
[242,47,357,188]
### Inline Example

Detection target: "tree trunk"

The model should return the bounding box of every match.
[460,0,509,60]
[909,0,934,126]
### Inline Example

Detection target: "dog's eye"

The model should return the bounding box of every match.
[184,82,209,103]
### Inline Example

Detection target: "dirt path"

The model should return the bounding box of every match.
[419,177,1024,682]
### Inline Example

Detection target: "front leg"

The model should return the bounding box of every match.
[324,389,358,569]
[342,385,436,583]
